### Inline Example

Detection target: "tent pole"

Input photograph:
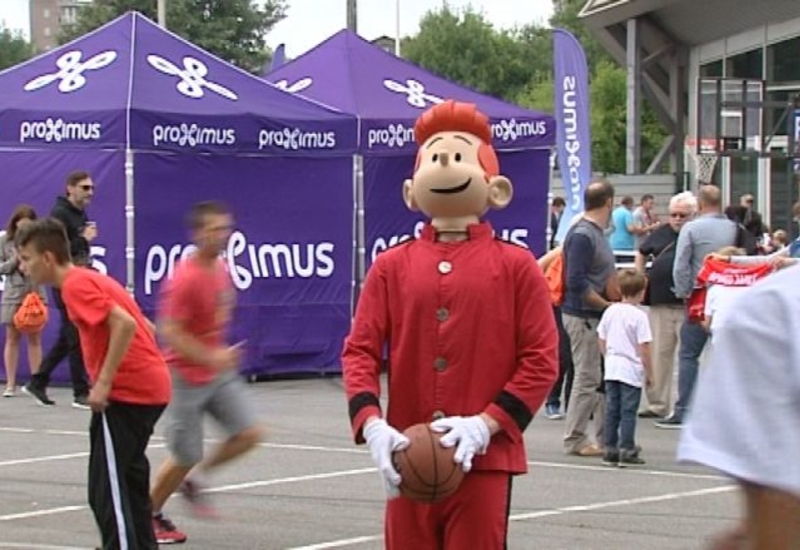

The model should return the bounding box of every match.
[354,154,365,310]
[125,148,135,295]
[547,148,556,249]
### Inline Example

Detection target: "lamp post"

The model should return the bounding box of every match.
[395,0,400,56]
[346,0,357,32]
[157,0,166,28]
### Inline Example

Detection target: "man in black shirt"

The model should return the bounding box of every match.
[23,171,95,408]
[634,191,696,419]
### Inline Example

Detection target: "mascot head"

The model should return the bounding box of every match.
[403,100,513,232]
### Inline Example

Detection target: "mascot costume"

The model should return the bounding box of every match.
[343,100,558,549]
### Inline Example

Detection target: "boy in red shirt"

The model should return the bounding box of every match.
[148,201,263,544]
[15,218,171,550]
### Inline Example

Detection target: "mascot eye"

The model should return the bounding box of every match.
[432,153,439,162]
[454,153,462,162]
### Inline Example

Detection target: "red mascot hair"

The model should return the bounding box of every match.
[413,100,499,178]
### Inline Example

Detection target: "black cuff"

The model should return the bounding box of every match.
[494,390,533,432]
[348,392,380,424]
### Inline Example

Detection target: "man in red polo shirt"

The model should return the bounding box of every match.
[342,100,559,549]
[148,201,263,545]
[16,218,171,550]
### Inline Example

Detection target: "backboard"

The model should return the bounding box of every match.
[697,77,764,156]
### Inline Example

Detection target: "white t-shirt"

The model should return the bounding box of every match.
[597,303,653,387]
[704,284,747,331]
[678,264,800,499]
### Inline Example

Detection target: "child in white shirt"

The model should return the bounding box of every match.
[597,269,653,466]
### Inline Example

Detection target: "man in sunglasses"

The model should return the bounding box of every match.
[634,191,696,420]
[23,171,94,409]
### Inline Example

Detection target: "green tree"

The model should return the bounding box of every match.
[549,0,610,74]
[402,5,535,101]
[0,26,35,71]
[59,0,286,74]
[590,61,628,174]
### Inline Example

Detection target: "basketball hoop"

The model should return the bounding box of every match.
[685,138,720,185]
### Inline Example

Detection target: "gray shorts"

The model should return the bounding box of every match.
[166,370,259,466]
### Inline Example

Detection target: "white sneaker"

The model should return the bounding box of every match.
[3,386,15,397]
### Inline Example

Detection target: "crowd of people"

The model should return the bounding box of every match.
[2,158,798,548]
[546,181,800,548]
[1,171,264,547]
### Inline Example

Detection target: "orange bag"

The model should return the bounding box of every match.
[13,292,48,334]
[543,251,565,306]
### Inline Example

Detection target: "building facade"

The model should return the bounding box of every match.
[580,0,800,231]
[29,0,89,52]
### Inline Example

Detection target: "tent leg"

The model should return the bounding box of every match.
[352,154,365,316]
[125,149,135,295]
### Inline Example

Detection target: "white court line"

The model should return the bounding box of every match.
[0,467,376,522]
[0,543,91,550]
[288,536,383,550]
[206,467,375,493]
[287,485,737,550]
[0,453,89,467]
[0,444,166,469]
[527,460,727,481]
[0,506,88,522]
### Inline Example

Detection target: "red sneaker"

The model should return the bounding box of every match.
[152,513,187,544]
[180,478,220,519]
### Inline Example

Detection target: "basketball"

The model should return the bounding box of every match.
[392,423,464,502]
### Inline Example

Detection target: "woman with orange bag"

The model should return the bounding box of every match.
[0,205,47,397]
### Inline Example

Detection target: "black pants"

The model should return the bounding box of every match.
[89,403,165,550]
[546,306,575,410]
[33,287,89,397]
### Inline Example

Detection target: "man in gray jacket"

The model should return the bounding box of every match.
[656,185,738,428]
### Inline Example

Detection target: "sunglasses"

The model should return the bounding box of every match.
[670,212,689,219]
[79,184,94,191]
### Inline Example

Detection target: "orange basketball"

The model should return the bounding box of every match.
[392,423,464,502]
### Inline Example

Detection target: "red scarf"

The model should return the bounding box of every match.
[687,258,774,322]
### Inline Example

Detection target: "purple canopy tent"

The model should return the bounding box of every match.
[0,12,360,380]
[267,30,556,285]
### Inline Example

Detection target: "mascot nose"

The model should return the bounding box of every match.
[438,152,449,167]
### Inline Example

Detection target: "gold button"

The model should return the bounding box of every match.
[438,261,452,274]
[432,410,446,421]
[434,357,447,371]
[436,307,449,322]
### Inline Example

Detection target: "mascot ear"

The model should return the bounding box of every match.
[403,179,419,211]
[487,176,513,210]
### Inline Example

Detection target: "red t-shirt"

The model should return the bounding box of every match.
[158,255,235,386]
[686,258,775,322]
[61,268,171,405]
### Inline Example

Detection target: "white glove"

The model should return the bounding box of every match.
[430,415,491,473]
[363,418,410,499]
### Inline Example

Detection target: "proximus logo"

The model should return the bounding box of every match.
[491,119,548,142]
[370,222,529,262]
[367,123,415,149]
[562,75,584,213]
[19,118,101,143]
[258,128,336,151]
[144,231,335,295]
[152,123,236,148]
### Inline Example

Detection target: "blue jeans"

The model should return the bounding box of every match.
[673,318,709,419]
[604,380,641,451]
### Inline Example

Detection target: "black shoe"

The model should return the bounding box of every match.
[638,410,661,419]
[602,450,620,467]
[72,394,91,410]
[620,449,646,465]
[654,414,683,429]
[23,383,55,406]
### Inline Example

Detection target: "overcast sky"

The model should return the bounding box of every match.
[0,0,554,56]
